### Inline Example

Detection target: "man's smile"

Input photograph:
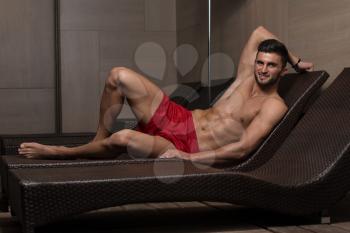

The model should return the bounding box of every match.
[257,73,270,80]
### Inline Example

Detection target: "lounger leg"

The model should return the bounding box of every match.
[0,180,9,212]
[23,223,35,233]
[319,209,331,224]
[0,196,9,212]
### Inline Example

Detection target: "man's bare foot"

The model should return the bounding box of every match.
[18,143,69,159]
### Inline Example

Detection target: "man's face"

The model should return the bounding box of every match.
[254,52,287,88]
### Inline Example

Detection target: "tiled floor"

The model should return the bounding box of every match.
[2,195,350,233]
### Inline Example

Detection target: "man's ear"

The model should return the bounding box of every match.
[280,67,288,77]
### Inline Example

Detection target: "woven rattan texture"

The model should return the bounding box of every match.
[234,71,329,171]
[248,68,350,185]
[8,68,350,233]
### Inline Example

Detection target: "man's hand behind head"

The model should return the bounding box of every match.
[297,60,314,72]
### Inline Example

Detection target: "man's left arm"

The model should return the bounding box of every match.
[160,99,287,164]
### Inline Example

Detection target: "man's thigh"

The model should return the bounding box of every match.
[118,68,164,125]
[111,129,175,158]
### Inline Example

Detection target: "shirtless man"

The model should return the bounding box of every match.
[19,26,313,164]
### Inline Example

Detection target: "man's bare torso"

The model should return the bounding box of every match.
[191,78,284,152]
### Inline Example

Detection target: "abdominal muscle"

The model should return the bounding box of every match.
[191,92,246,152]
[192,82,262,151]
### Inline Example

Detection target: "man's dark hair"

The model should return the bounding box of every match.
[257,39,289,67]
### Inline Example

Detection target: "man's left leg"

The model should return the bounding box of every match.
[93,67,164,142]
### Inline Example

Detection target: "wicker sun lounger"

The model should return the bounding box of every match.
[0,71,328,215]
[5,68,350,233]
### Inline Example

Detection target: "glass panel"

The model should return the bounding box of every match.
[59,0,210,132]
[209,0,238,103]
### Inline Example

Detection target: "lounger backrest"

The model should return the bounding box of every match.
[186,78,234,110]
[248,68,350,186]
[231,71,329,170]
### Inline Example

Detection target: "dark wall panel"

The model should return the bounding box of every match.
[0,0,56,134]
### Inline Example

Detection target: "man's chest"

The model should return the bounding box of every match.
[218,90,266,127]
[237,97,264,127]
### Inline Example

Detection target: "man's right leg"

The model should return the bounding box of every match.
[94,67,164,141]
[19,129,175,159]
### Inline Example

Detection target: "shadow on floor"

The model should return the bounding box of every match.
[1,193,350,233]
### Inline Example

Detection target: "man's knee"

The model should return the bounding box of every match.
[108,129,134,147]
[107,67,131,88]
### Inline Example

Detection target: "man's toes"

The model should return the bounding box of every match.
[19,147,34,154]
[21,142,39,149]
[20,143,32,148]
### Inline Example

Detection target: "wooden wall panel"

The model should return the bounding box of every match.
[288,0,350,85]
[176,0,207,84]
[176,0,202,31]
[212,0,247,70]
[0,0,55,88]
[0,90,55,134]
[145,0,176,31]
[212,0,288,78]
[0,0,55,134]
[61,31,100,133]
[176,25,207,84]
[248,0,288,41]
[100,31,177,85]
[60,0,144,31]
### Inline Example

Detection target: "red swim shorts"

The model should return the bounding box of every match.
[136,93,199,153]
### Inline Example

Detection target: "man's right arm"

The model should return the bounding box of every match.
[235,26,313,83]
[214,27,267,102]
[218,26,314,103]
[218,26,272,100]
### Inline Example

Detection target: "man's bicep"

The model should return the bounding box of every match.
[236,27,265,81]
[236,42,257,81]
[236,26,280,82]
